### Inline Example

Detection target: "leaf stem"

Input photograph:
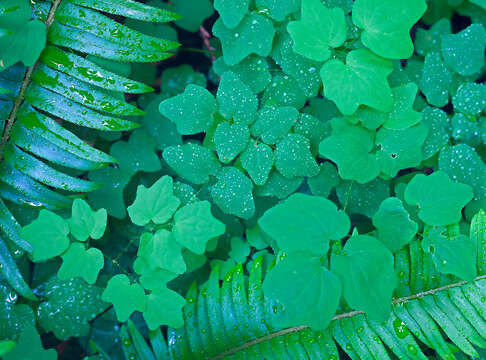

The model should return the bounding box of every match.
[0,0,63,160]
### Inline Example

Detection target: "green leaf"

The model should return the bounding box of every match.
[287,0,346,61]
[172,201,226,255]
[36,278,107,340]
[159,84,217,135]
[211,167,255,220]
[250,106,299,145]
[372,197,418,253]
[259,193,350,256]
[307,162,340,197]
[331,235,396,322]
[228,237,250,263]
[255,170,303,199]
[382,83,422,130]
[404,171,474,226]
[319,118,380,183]
[352,0,427,59]
[110,130,161,177]
[214,122,250,164]
[240,141,274,186]
[421,106,450,159]
[213,14,275,66]
[216,71,258,124]
[138,230,186,274]
[423,226,477,281]
[58,243,104,285]
[320,49,393,115]
[163,143,221,185]
[275,134,319,179]
[0,340,15,357]
[441,24,486,76]
[263,253,341,330]
[160,64,206,97]
[143,287,186,330]
[255,0,300,21]
[69,198,107,242]
[452,82,486,116]
[420,52,453,108]
[262,73,306,109]
[4,323,56,360]
[127,176,181,226]
[163,0,213,32]
[102,274,147,322]
[213,0,249,29]
[336,178,390,217]
[20,210,70,262]
[415,18,451,56]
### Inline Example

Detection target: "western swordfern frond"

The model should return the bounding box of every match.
[123,210,486,360]
[0,0,179,300]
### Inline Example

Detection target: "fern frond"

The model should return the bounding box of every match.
[124,211,486,360]
[0,0,179,298]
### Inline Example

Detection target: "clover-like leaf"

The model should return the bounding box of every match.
[240,141,274,186]
[420,52,453,108]
[161,64,207,97]
[421,106,450,159]
[441,24,486,76]
[214,0,249,29]
[159,84,216,135]
[415,18,451,56]
[308,162,340,197]
[228,237,250,263]
[143,287,186,330]
[211,167,255,219]
[102,274,147,322]
[352,0,427,59]
[127,176,181,226]
[214,121,250,163]
[423,226,477,281]
[58,243,104,285]
[69,199,107,242]
[172,201,226,254]
[452,82,486,116]
[213,13,275,66]
[163,143,221,185]
[263,253,341,330]
[138,230,186,274]
[259,193,350,256]
[250,106,299,145]
[217,71,258,124]
[331,235,396,322]
[20,210,70,262]
[262,73,306,109]
[320,49,393,115]
[372,197,418,253]
[404,171,474,226]
[287,0,346,61]
[382,83,422,130]
[275,134,319,179]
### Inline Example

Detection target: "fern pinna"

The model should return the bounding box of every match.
[122,210,486,360]
[0,0,178,300]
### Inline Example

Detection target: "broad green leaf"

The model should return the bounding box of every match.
[336,178,390,217]
[255,170,303,199]
[262,73,306,109]
[375,123,428,177]
[240,141,274,186]
[452,82,486,116]
[159,85,216,135]
[228,237,250,263]
[293,114,330,155]
[255,0,300,21]
[275,134,319,179]
[250,106,299,145]
[217,71,258,124]
[143,287,186,330]
[133,258,178,291]
[4,323,56,360]
[161,64,207,97]
[37,278,107,340]
[319,118,380,183]
[331,235,396,322]
[441,23,486,76]
[214,122,249,164]
[308,162,340,197]
[214,0,249,29]
[421,106,450,159]
[320,49,393,115]
[382,83,422,130]
[0,340,15,357]
[110,130,161,177]
[138,230,186,274]
[163,143,221,185]
[415,18,451,56]
[439,144,486,201]
[259,193,350,256]
[423,226,477,281]
[287,0,346,61]
[352,0,427,59]
[213,14,275,66]
[372,197,418,253]
[211,167,255,219]
[263,254,341,330]
[404,171,474,226]
[172,201,226,254]
[420,52,453,108]
[20,210,70,262]
[102,274,147,322]
[166,0,213,32]
[69,198,107,242]
[127,176,181,226]
[451,113,482,146]
[58,243,104,284]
